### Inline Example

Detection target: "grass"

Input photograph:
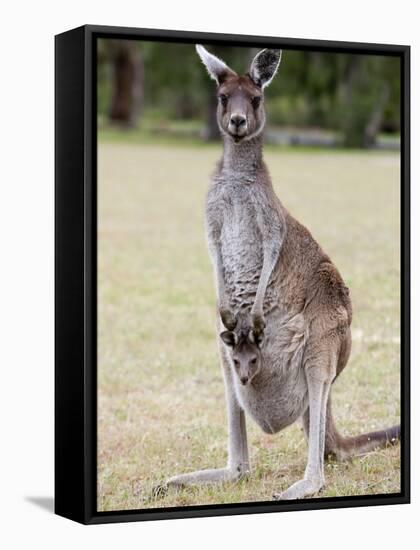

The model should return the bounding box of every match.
[97,139,401,512]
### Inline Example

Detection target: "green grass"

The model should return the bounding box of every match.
[97,140,401,512]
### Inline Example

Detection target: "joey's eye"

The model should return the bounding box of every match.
[250,358,257,365]
[233,359,240,368]
[251,96,261,109]
[219,94,228,107]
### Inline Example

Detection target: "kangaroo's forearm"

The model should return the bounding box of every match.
[211,246,228,307]
[251,218,285,320]
[252,246,279,318]
[208,238,237,329]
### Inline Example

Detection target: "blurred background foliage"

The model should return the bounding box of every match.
[97,39,400,148]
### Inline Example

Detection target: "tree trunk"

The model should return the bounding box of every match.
[109,42,144,127]
[364,84,390,147]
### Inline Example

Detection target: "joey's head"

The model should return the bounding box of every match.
[196,45,282,143]
[220,324,264,386]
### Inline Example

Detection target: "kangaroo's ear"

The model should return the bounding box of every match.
[220,330,237,347]
[196,45,236,85]
[249,49,282,88]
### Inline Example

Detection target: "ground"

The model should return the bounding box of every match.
[97,140,401,512]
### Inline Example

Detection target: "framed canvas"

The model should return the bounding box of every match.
[55,24,410,524]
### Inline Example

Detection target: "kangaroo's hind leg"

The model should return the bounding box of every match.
[155,346,250,495]
[300,397,342,461]
[274,345,338,500]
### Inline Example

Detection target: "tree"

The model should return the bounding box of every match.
[336,55,399,148]
[108,40,144,127]
[96,39,400,148]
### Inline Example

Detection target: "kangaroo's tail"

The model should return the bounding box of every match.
[324,397,400,461]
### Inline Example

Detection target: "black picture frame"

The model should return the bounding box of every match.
[55,24,410,525]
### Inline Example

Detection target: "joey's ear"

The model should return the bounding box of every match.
[196,45,236,85]
[220,330,237,347]
[249,49,282,88]
[249,329,264,348]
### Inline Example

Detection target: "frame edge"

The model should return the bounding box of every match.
[55,25,88,525]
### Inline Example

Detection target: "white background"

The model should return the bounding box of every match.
[0,0,417,548]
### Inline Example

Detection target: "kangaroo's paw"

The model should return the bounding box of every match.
[251,312,266,334]
[273,476,324,500]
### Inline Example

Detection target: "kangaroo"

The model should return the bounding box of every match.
[161,45,400,500]
[220,312,264,386]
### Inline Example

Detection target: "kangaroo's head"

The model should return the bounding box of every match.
[196,45,282,143]
[220,318,264,386]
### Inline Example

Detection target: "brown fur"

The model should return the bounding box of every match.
[161,46,400,500]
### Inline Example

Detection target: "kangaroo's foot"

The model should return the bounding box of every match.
[273,475,324,500]
[152,466,250,499]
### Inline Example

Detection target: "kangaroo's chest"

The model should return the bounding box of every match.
[207,179,266,309]
[220,191,263,278]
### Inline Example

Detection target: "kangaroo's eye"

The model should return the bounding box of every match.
[250,358,257,365]
[233,359,240,368]
[251,96,261,109]
[219,94,228,106]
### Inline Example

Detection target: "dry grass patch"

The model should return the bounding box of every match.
[98,142,400,511]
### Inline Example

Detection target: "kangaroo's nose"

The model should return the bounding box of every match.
[240,375,249,385]
[230,114,246,128]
